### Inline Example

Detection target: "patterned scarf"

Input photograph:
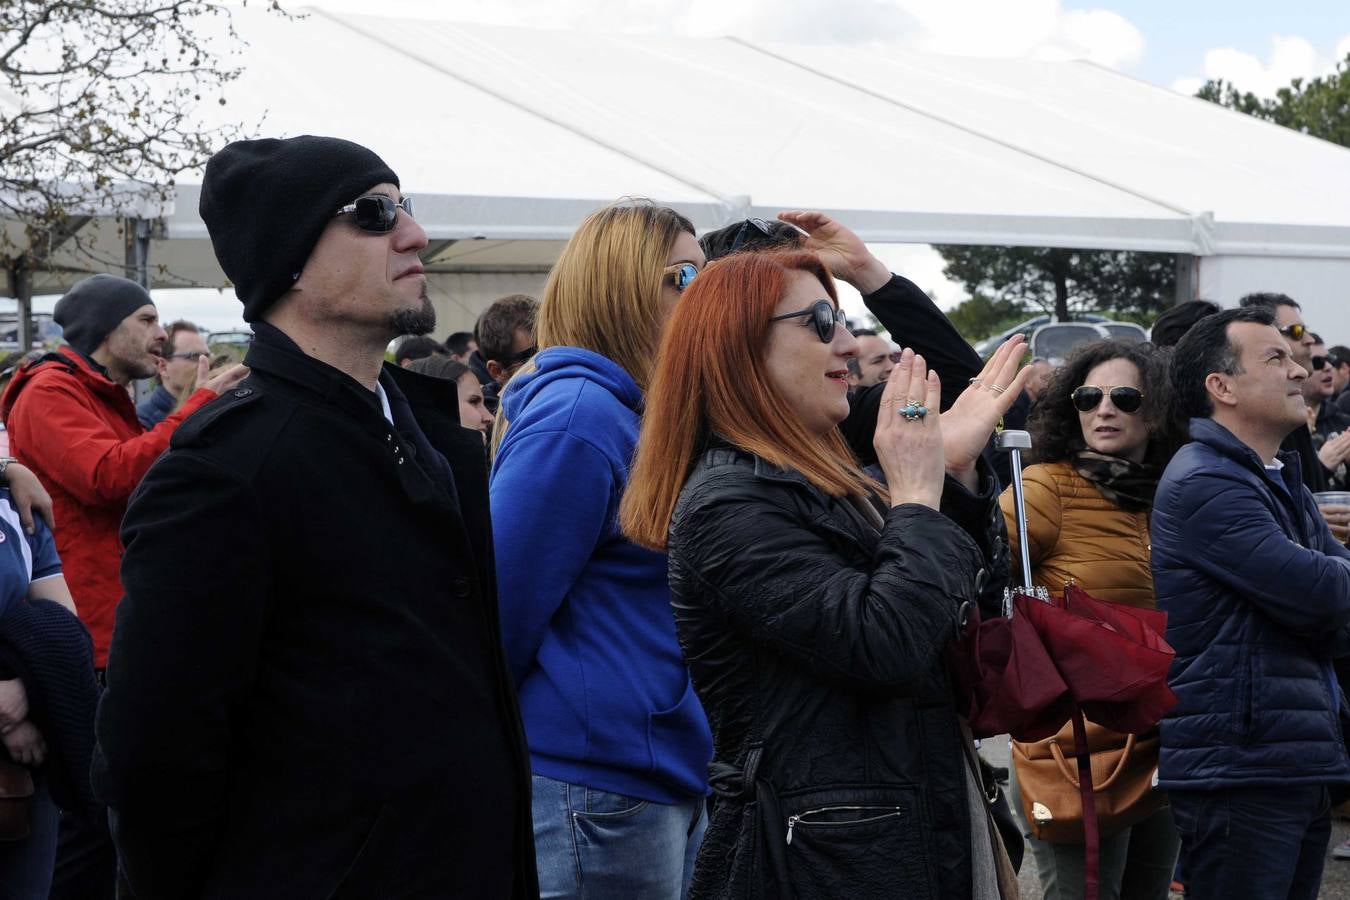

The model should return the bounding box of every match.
[1071,449,1160,512]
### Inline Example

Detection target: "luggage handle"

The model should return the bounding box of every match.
[995,429,1034,592]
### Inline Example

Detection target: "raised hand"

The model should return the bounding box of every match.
[777,211,891,294]
[873,349,945,509]
[941,336,1032,477]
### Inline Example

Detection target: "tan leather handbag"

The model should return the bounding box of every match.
[1012,719,1165,844]
[0,758,34,841]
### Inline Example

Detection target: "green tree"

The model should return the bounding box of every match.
[933,245,1175,323]
[943,292,1030,343]
[1196,52,1350,148]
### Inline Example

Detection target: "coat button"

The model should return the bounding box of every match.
[232,388,252,398]
[451,578,472,599]
[974,568,989,594]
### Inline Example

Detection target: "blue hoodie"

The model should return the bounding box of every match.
[490,347,712,804]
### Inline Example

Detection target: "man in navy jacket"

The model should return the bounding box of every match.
[1152,306,1350,900]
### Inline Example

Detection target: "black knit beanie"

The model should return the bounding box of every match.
[53,274,154,355]
[199,135,399,322]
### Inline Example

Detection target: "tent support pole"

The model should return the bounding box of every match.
[1174,254,1198,305]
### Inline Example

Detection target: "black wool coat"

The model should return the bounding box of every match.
[92,325,537,900]
[668,443,1005,900]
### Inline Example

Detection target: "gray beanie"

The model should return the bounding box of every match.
[53,274,154,354]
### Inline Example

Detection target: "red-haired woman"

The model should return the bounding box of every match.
[622,251,1029,899]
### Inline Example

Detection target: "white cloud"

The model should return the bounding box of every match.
[1173,32,1350,99]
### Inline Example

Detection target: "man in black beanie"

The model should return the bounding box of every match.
[93,135,537,899]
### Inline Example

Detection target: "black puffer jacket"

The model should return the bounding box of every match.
[668,443,1004,900]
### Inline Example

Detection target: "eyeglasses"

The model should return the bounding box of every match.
[166,351,207,362]
[1071,385,1145,414]
[506,345,537,367]
[664,263,699,293]
[728,217,775,254]
[770,300,847,343]
[1311,355,1330,371]
[1279,322,1307,342]
[334,195,414,233]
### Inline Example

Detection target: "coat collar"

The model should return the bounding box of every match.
[1188,416,1305,500]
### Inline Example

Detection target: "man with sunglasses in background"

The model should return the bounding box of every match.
[136,320,210,428]
[1304,335,1350,498]
[1153,306,1350,900]
[1240,293,1329,495]
[470,293,538,415]
[1330,345,1350,416]
[93,136,536,899]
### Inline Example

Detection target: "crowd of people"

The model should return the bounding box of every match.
[0,132,1347,900]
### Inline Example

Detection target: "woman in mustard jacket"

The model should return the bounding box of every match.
[1002,339,1184,900]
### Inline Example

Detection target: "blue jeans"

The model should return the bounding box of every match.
[531,773,707,900]
[1169,785,1331,900]
[0,772,60,900]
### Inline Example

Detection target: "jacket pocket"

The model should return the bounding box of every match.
[779,785,933,900]
[1236,650,1255,745]
[646,679,707,780]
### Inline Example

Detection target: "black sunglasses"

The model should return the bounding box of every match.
[1071,385,1145,414]
[728,217,775,254]
[334,195,414,233]
[770,299,847,343]
[506,345,537,367]
[663,263,698,293]
[1279,322,1307,342]
[1311,355,1330,371]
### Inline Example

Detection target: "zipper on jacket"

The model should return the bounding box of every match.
[785,805,904,845]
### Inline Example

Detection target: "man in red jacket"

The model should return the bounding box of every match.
[0,274,246,899]
[1,274,246,673]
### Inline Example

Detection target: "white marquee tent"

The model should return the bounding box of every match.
[7,7,1350,334]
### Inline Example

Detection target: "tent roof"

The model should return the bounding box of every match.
[11,8,1350,294]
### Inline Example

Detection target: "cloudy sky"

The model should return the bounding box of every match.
[28,0,1350,329]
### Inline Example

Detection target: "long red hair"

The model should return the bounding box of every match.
[621,250,881,551]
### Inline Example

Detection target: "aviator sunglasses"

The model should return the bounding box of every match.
[1071,385,1145,414]
[770,299,848,343]
[334,195,414,233]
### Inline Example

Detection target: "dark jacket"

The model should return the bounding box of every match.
[1311,401,1350,491]
[1151,418,1350,791]
[1281,423,1330,494]
[667,442,1004,900]
[840,274,983,469]
[92,325,537,900]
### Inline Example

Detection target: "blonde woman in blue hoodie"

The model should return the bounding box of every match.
[490,201,713,899]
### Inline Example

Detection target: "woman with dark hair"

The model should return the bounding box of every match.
[405,356,495,438]
[1002,339,1182,900]
[622,250,1028,899]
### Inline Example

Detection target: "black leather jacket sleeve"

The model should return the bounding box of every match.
[841,275,984,468]
[669,474,983,694]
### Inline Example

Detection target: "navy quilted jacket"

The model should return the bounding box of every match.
[1151,417,1350,790]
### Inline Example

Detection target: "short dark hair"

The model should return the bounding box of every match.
[1239,292,1300,312]
[443,331,475,356]
[1309,332,1324,345]
[1026,339,1182,467]
[698,218,804,261]
[475,294,538,365]
[1328,345,1350,369]
[394,335,445,366]
[1150,300,1220,349]
[852,328,878,338]
[1170,306,1276,419]
[406,355,470,383]
[164,319,203,356]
